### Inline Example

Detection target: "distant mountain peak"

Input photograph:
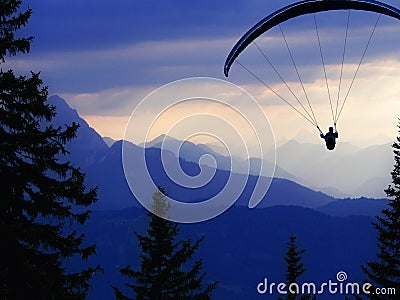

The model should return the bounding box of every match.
[47,95,84,126]
[141,134,172,148]
[103,137,116,147]
[46,95,108,167]
[143,134,199,150]
[48,94,71,108]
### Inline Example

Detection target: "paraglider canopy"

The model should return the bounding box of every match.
[224,0,400,77]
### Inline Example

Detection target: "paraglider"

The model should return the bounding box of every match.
[320,127,339,150]
[224,0,400,150]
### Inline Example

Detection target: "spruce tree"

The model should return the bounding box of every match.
[362,120,400,299]
[113,188,218,300]
[285,235,306,287]
[280,235,315,300]
[0,1,99,298]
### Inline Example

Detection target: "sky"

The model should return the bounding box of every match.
[6,0,400,148]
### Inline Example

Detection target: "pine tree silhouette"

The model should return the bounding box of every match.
[280,235,316,300]
[0,1,100,298]
[113,187,218,299]
[362,120,400,299]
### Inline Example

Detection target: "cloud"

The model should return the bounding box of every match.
[7,0,400,95]
[23,0,294,53]
[4,37,233,94]
[81,115,130,140]
[8,18,400,96]
[59,86,154,116]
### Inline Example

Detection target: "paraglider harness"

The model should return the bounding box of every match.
[319,125,338,151]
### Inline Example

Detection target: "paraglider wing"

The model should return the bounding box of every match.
[224,0,400,77]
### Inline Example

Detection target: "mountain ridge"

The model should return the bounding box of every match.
[50,94,388,216]
[142,132,393,198]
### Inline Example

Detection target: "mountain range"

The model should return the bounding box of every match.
[48,95,391,299]
[48,94,391,216]
[109,128,393,199]
[135,132,392,199]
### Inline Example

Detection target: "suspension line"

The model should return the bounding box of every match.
[237,61,319,128]
[279,25,320,127]
[314,14,335,124]
[253,41,318,126]
[335,10,351,122]
[336,14,380,123]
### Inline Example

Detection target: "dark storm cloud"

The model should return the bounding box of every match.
[23,0,293,52]
[8,0,400,95]
[23,0,399,52]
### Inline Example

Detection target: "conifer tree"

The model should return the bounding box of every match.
[285,235,306,287]
[280,235,315,300]
[113,188,218,300]
[362,120,400,299]
[0,1,99,298]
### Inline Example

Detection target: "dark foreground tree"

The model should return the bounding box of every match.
[280,235,315,300]
[113,188,218,299]
[362,120,400,299]
[0,1,99,298]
